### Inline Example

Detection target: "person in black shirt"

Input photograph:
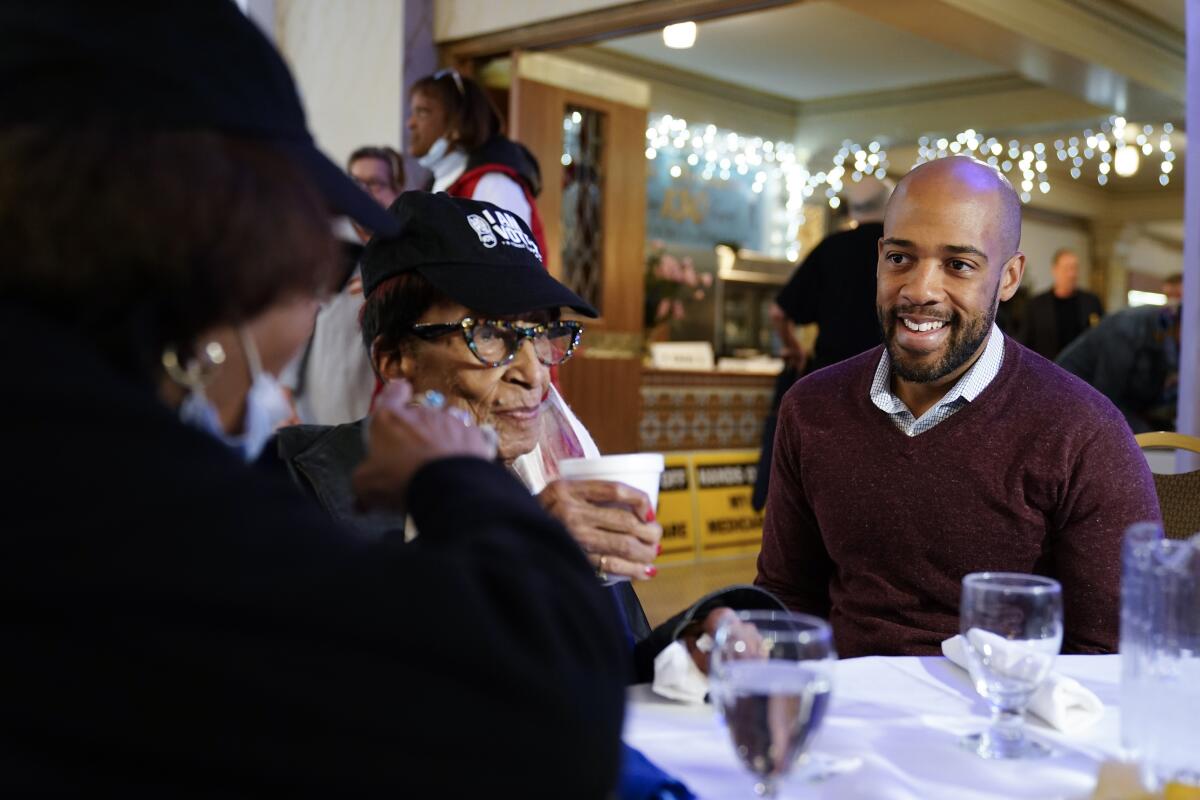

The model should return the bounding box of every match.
[1020,248,1104,359]
[754,177,891,508]
[772,176,892,374]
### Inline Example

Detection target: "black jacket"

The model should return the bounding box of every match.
[1056,304,1180,433]
[467,135,543,197]
[275,424,786,684]
[1020,289,1104,360]
[1,302,625,797]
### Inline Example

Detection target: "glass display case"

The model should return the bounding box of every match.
[650,243,797,359]
[713,245,795,358]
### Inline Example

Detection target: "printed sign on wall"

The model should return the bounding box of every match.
[693,450,764,557]
[655,454,698,564]
[646,158,765,251]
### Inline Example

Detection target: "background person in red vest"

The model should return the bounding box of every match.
[407,68,548,260]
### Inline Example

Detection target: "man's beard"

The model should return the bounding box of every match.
[877,285,999,384]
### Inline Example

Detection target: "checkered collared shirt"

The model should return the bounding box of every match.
[870,323,1005,437]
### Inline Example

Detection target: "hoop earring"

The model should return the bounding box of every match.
[162,341,227,390]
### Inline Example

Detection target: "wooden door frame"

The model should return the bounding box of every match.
[510,76,646,334]
[508,68,649,453]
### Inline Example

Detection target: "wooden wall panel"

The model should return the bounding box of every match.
[595,99,648,333]
[509,73,566,283]
[558,357,642,454]
[511,69,649,454]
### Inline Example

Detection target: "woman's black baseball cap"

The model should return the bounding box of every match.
[361,192,599,318]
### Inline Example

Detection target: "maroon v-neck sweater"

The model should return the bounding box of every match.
[756,337,1160,658]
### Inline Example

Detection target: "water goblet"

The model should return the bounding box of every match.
[959,572,1063,759]
[709,611,836,797]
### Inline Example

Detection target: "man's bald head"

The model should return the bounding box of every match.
[887,156,1022,264]
[875,155,1027,388]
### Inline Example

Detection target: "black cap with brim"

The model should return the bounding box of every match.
[281,141,400,237]
[415,261,598,318]
[0,0,399,238]
[362,192,598,318]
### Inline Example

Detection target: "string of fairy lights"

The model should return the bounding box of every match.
[912,116,1178,201]
[631,112,1182,257]
[639,114,893,259]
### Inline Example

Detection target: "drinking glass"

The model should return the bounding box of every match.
[1120,523,1200,791]
[709,611,836,797]
[959,572,1063,759]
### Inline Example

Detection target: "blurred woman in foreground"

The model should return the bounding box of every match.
[0,2,624,795]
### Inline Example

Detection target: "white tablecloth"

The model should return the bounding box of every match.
[624,655,1121,800]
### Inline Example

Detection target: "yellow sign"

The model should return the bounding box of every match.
[693,449,764,558]
[655,454,697,564]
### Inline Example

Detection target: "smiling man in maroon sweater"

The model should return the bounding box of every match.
[756,157,1160,658]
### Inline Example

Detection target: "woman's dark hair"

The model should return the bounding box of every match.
[347,145,405,188]
[411,70,502,152]
[0,124,339,381]
[360,272,453,371]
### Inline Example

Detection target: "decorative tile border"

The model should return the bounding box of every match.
[639,371,775,451]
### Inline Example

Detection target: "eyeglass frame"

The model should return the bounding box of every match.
[409,316,583,368]
[432,68,465,96]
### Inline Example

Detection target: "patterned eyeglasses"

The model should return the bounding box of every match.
[410,317,583,368]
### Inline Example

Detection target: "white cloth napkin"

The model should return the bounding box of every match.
[651,640,709,704]
[941,634,1104,733]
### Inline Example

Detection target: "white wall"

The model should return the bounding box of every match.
[1119,228,1184,280]
[274,0,404,169]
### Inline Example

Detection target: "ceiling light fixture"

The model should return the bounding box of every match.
[1114,145,1140,177]
[663,21,697,49]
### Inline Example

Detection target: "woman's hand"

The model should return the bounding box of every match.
[537,479,663,580]
[353,382,494,512]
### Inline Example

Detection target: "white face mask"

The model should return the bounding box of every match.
[417,135,451,169]
[178,329,292,463]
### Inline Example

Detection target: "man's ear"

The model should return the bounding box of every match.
[998,251,1026,302]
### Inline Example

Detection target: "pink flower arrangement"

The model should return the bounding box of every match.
[645,240,713,329]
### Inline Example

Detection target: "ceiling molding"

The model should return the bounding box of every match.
[563,51,1055,123]
[840,0,1184,118]
[515,51,652,108]
[798,74,1034,115]
[937,0,1185,101]
[570,45,800,115]
[1022,204,1091,231]
[1068,0,1185,57]
[440,0,804,64]
[1135,226,1184,252]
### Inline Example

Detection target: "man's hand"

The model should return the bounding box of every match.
[353,390,494,512]
[682,607,738,674]
[537,479,663,580]
[770,302,808,373]
[780,345,809,374]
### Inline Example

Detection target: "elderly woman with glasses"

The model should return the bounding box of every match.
[276,192,783,683]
